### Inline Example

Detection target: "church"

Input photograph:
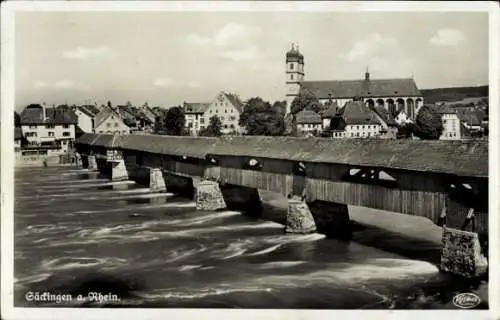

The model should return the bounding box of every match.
[285,44,424,120]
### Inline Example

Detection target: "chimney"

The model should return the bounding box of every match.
[41,102,47,121]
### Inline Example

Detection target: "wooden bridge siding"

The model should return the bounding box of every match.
[303,177,446,220]
[214,167,293,196]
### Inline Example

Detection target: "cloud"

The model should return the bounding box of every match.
[186,23,262,48]
[219,47,259,61]
[63,45,114,60]
[338,33,415,76]
[154,78,175,87]
[34,79,88,90]
[429,28,466,46]
[188,81,201,88]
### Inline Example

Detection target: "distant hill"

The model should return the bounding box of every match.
[420,85,488,104]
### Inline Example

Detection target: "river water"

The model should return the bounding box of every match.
[14,166,488,309]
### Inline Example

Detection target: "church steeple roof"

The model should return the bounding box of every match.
[286,43,304,63]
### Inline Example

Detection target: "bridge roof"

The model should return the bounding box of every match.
[75,134,488,178]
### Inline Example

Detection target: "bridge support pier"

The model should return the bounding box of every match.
[308,200,352,240]
[88,155,97,171]
[109,160,129,181]
[96,158,109,176]
[150,168,167,193]
[81,155,89,169]
[195,180,226,211]
[440,228,488,278]
[285,199,317,234]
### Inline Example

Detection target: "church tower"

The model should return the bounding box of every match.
[285,43,305,115]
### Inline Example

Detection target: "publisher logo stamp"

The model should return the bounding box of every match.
[452,293,481,309]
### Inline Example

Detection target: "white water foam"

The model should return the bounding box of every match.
[15,273,53,285]
[102,192,174,201]
[40,256,128,271]
[38,180,136,190]
[137,287,273,301]
[258,261,307,269]
[68,201,197,215]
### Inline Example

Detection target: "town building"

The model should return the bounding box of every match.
[204,91,245,135]
[94,105,131,135]
[328,101,384,139]
[439,107,462,140]
[285,44,424,120]
[74,105,97,133]
[19,104,78,153]
[183,102,210,135]
[295,109,322,136]
[319,101,340,130]
[394,110,411,125]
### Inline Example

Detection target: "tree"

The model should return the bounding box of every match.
[153,116,164,133]
[200,115,222,137]
[239,97,286,136]
[107,101,112,108]
[413,105,443,140]
[272,100,287,117]
[290,88,320,115]
[397,122,417,139]
[163,106,186,136]
[14,112,20,127]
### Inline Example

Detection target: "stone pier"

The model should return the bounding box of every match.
[285,199,317,234]
[195,180,227,211]
[88,155,97,170]
[440,228,488,278]
[308,200,352,240]
[149,168,167,193]
[110,160,129,181]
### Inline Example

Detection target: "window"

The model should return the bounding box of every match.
[229,116,236,121]
[45,124,55,129]
[63,132,70,137]
[230,124,235,129]
[290,63,294,70]
[225,109,227,113]
[291,74,294,80]
[216,110,218,113]
[29,125,37,129]
[114,123,119,127]
[99,131,104,134]
[200,118,205,124]
[224,124,228,129]
[107,123,111,127]
[220,116,225,121]
[63,124,69,129]
[48,132,55,137]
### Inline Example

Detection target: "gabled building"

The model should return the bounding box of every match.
[20,104,78,153]
[394,110,410,125]
[94,105,131,135]
[319,100,339,130]
[329,100,383,139]
[183,102,210,135]
[204,91,245,134]
[74,106,96,133]
[370,106,398,139]
[285,44,423,120]
[439,106,462,140]
[295,109,322,136]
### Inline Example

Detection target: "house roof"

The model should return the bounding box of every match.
[77,106,96,118]
[296,109,322,124]
[184,102,210,114]
[223,92,244,113]
[84,105,101,115]
[20,106,78,125]
[94,106,129,129]
[320,101,339,118]
[438,106,458,115]
[76,134,488,178]
[339,101,382,126]
[300,77,421,99]
[373,106,398,127]
[457,111,481,126]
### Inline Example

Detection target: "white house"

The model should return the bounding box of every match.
[329,101,383,139]
[74,106,96,133]
[204,91,244,135]
[295,109,322,135]
[94,105,131,135]
[20,104,77,153]
[183,102,210,135]
[439,107,462,140]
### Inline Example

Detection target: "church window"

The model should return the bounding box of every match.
[290,63,294,70]
[357,132,360,137]
[291,74,294,80]
[225,109,227,113]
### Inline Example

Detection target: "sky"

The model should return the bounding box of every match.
[14,10,488,110]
